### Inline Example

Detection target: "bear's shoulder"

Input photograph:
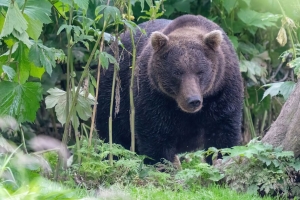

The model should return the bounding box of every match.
[162,15,222,35]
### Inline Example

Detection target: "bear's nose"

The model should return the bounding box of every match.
[188,96,201,108]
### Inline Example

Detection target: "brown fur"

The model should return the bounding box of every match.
[148,27,225,113]
[96,15,243,165]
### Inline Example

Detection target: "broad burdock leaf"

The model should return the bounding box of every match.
[45,87,96,131]
[237,9,281,29]
[0,81,42,123]
[261,81,296,101]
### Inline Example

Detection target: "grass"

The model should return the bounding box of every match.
[128,185,274,200]
[86,184,274,200]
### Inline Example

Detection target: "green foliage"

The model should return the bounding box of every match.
[0,81,42,123]
[0,135,81,199]
[177,151,224,187]
[1,0,300,199]
[28,42,65,75]
[218,139,300,197]
[0,0,64,124]
[237,9,280,31]
[262,81,296,101]
[45,87,95,131]
[58,137,180,190]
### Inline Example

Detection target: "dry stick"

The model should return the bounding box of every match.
[128,0,136,152]
[65,3,74,143]
[61,24,108,148]
[88,0,111,146]
[88,32,106,146]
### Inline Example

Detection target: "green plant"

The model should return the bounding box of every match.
[218,138,300,198]
[177,150,224,187]
[0,135,89,199]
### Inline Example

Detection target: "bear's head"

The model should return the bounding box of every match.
[148,28,224,113]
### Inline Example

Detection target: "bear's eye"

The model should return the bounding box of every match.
[173,70,184,76]
[196,71,203,76]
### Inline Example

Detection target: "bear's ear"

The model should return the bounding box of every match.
[204,30,223,51]
[151,31,169,51]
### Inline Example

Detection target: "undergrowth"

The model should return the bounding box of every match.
[1,135,300,199]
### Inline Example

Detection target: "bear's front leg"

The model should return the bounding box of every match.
[203,109,242,164]
[136,132,177,165]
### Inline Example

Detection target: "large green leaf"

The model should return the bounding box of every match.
[0,2,30,46]
[0,81,42,123]
[262,81,296,101]
[22,0,52,24]
[45,87,95,131]
[12,43,32,83]
[237,9,280,29]
[24,14,43,40]
[0,2,27,37]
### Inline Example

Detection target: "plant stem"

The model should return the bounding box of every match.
[88,32,105,146]
[128,0,136,152]
[108,23,120,165]
[62,26,107,146]
[21,0,28,13]
[64,3,74,144]
[20,125,28,154]
[109,64,117,166]
[54,3,74,180]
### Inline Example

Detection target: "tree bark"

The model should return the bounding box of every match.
[262,79,300,157]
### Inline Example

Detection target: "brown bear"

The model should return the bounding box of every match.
[96,14,243,164]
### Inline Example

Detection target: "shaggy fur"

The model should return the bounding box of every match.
[96,15,243,164]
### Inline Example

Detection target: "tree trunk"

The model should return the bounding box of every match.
[262,79,300,157]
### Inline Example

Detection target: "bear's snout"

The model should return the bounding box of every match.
[176,94,203,113]
[187,96,202,108]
